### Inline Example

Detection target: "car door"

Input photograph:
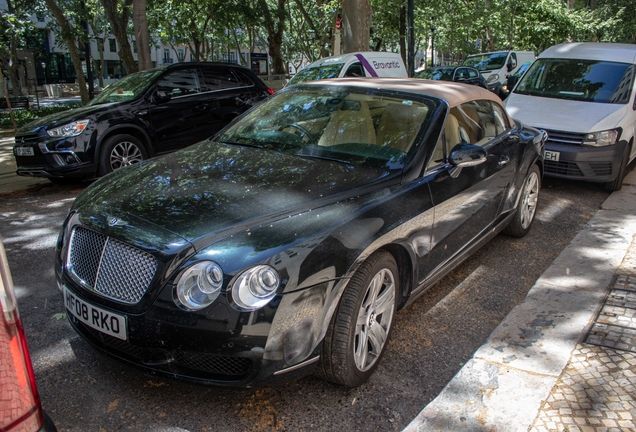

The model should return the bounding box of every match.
[199,66,260,136]
[421,100,514,280]
[148,67,211,154]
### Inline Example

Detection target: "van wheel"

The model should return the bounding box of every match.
[604,145,630,192]
[315,251,398,387]
[98,134,147,176]
[504,164,541,238]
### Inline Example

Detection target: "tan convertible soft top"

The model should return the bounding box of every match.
[306,78,503,108]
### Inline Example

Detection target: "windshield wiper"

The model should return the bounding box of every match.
[296,153,351,165]
[220,140,264,149]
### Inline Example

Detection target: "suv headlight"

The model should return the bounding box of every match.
[47,120,90,138]
[174,261,223,311]
[231,265,280,311]
[583,129,620,147]
[486,74,499,84]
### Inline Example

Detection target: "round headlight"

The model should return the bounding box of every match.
[175,261,223,311]
[486,74,499,83]
[232,265,280,311]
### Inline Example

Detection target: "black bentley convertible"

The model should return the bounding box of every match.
[55,78,545,387]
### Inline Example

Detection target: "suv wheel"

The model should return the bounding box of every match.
[98,134,147,176]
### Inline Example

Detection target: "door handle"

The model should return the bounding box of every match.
[196,103,209,111]
[498,155,510,167]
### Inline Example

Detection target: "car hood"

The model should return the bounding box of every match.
[505,93,628,133]
[72,141,399,246]
[17,103,117,133]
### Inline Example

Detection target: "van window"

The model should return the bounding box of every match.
[287,64,345,86]
[514,59,634,104]
[344,62,365,77]
[463,52,508,72]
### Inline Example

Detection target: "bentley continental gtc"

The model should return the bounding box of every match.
[55,78,546,387]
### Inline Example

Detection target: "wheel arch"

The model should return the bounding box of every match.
[376,243,414,311]
[96,125,153,159]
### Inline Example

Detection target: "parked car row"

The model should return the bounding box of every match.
[9,42,636,399]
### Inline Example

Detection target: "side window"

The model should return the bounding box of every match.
[467,68,479,79]
[232,70,256,87]
[200,67,243,91]
[491,102,511,135]
[344,62,365,77]
[156,69,201,97]
[452,100,498,147]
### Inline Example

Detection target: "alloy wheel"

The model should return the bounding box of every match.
[520,171,540,229]
[110,141,144,170]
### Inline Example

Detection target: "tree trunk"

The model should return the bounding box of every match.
[133,0,152,70]
[342,0,371,53]
[257,0,286,75]
[3,0,24,95]
[100,0,138,74]
[44,0,90,103]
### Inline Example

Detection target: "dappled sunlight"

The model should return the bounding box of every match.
[30,338,77,372]
[3,228,59,250]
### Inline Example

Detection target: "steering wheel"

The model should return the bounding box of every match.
[277,124,316,143]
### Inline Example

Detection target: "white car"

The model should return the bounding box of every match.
[505,42,636,191]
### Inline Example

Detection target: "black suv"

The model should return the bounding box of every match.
[13,63,274,182]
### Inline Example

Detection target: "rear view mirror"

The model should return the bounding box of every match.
[154,89,173,103]
[449,144,487,167]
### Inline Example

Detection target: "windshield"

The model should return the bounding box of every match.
[217,85,437,169]
[415,68,454,81]
[463,53,508,71]
[89,69,164,105]
[514,58,634,103]
[287,64,345,86]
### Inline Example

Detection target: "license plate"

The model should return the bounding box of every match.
[15,147,34,156]
[544,150,560,162]
[64,286,127,340]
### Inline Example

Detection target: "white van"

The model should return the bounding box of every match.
[287,52,407,86]
[463,50,535,96]
[505,42,636,191]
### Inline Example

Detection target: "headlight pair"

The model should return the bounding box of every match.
[174,261,280,312]
[47,120,90,138]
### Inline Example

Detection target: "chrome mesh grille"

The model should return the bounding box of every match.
[67,227,158,304]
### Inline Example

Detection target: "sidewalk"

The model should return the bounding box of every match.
[405,172,636,431]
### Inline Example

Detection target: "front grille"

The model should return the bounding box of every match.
[543,129,586,146]
[78,322,252,378]
[67,226,158,304]
[545,160,583,176]
[14,133,41,143]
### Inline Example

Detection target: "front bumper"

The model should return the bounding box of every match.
[60,278,330,388]
[543,140,627,183]
[14,132,97,179]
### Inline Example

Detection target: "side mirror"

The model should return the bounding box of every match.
[449,144,487,167]
[154,89,173,103]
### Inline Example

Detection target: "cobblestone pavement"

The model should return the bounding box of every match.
[530,275,636,432]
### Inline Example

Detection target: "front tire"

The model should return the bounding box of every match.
[98,134,147,177]
[604,144,630,192]
[316,251,398,387]
[504,164,541,238]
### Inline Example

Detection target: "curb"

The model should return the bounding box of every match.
[404,170,636,432]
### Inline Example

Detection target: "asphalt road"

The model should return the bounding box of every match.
[0,170,618,432]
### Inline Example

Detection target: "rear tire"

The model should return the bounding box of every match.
[504,164,541,238]
[604,144,630,192]
[315,251,398,387]
[98,134,147,177]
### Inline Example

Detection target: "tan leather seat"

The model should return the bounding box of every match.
[376,103,428,152]
[444,113,462,148]
[318,101,376,146]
